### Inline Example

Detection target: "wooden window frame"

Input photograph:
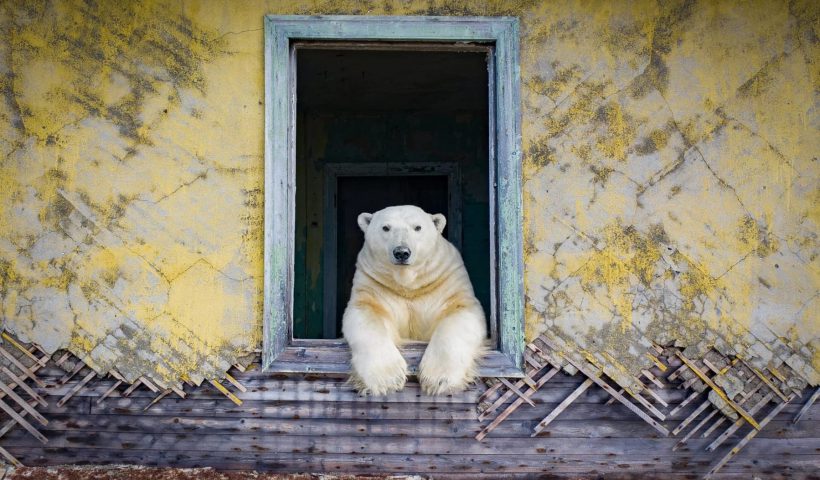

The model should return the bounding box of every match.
[263,15,524,377]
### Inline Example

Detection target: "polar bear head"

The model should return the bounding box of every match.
[357,205,446,267]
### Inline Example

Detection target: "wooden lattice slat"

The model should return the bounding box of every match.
[707,392,775,452]
[705,394,796,479]
[1,333,46,367]
[210,379,243,406]
[497,377,535,407]
[792,387,818,424]
[671,399,711,436]
[535,338,670,436]
[97,380,123,405]
[673,409,718,451]
[478,358,550,422]
[0,338,53,465]
[675,351,761,430]
[742,359,789,402]
[531,378,592,436]
[144,389,173,411]
[475,366,559,441]
[476,334,814,478]
[0,333,253,466]
[57,371,97,407]
[1,366,46,407]
[0,380,48,426]
[0,346,45,388]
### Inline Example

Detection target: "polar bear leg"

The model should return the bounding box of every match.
[419,309,486,395]
[343,307,407,395]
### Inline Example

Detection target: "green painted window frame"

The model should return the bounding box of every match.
[263,15,524,377]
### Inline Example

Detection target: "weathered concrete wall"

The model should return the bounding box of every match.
[0,0,817,390]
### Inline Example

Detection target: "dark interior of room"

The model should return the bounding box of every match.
[294,46,490,339]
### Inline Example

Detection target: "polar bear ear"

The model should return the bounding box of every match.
[431,213,446,234]
[357,213,373,233]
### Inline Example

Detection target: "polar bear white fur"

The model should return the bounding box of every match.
[342,205,487,395]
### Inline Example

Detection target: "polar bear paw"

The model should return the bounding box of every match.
[349,349,408,396]
[419,357,475,396]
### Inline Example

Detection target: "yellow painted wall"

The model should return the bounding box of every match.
[0,0,817,389]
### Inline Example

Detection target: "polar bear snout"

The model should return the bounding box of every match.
[392,246,411,264]
[358,206,446,268]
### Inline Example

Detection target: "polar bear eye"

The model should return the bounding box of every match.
[382,225,390,232]
[414,225,422,231]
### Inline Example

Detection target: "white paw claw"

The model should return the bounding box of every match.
[418,360,473,395]
[419,370,471,395]
[350,351,408,396]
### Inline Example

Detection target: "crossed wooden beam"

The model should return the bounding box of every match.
[0,331,249,466]
[0,332,51,466]
[476,333,818,479]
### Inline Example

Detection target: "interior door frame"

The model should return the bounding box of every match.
[264,15,524,377]
[322,162,463,339]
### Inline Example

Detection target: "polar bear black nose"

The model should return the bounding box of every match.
[393,246,411,262]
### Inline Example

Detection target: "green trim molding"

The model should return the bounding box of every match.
[263,15,523,376]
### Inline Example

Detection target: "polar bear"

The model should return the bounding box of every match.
[342,205,487,395]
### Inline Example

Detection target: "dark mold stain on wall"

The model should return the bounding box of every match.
[2,0,226,144]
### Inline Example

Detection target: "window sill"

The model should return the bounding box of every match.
[266,340,523,377]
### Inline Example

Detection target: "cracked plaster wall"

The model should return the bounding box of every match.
[0,0,817,391]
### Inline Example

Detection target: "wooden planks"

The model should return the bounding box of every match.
[1,332,817,478]
[5,356,819,477]
[30,412,820,440]
[18,449,819,476]
[6,424,819,456]
[705,394,796,479]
